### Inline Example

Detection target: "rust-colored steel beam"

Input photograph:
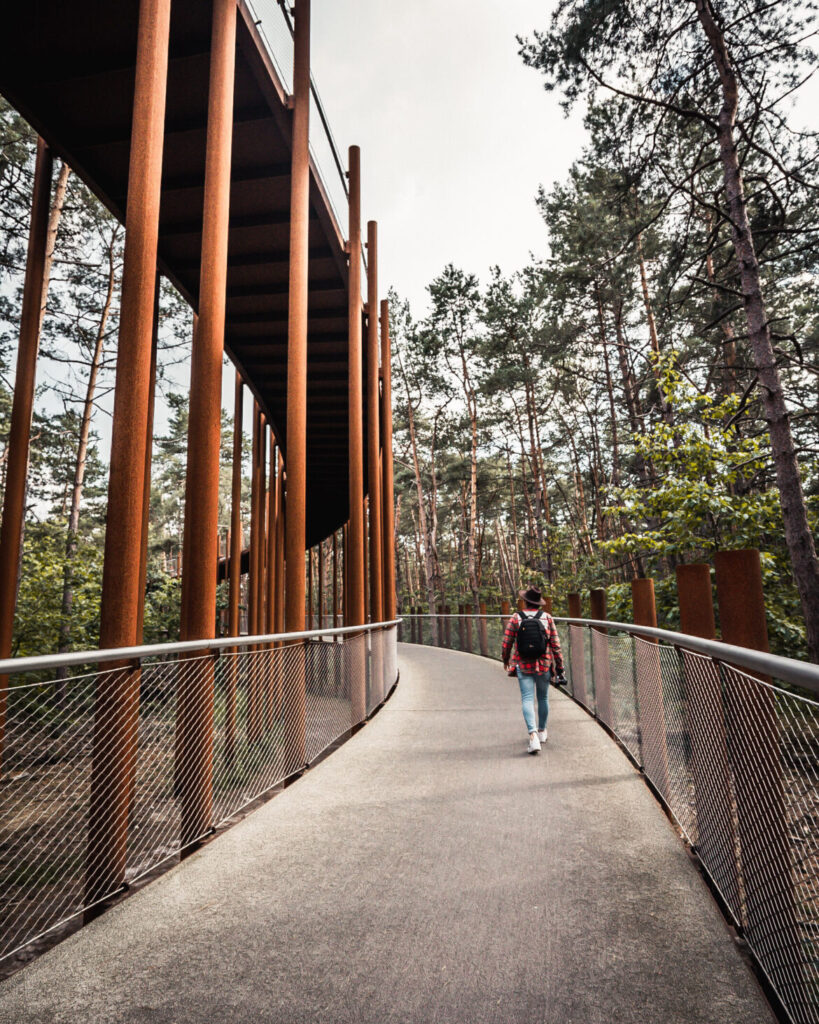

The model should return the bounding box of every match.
[0,138,52,777]
[266,435,277,634]
[307,548,314,629]
[247,404,264,744]
[86,0,171,907]
[366,222,383,624]
[589,588,612,725]
[177,0,237,846]
[273,451,285,716]
[714,548,801,991]
[284,0,310,767]
[380,298,397,621]
[566,592,586,703]
[226,372,243,762]
[676,562,740,913]
[347,147,365,631]
[333,530,339,627]
[567,593,582,618]
[501,600,511,616]
[248,402,261,637]
[318,539,325,628]
[631,577,670,799]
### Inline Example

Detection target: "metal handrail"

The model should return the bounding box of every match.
[402,612,819,694]
[0,620,402,678]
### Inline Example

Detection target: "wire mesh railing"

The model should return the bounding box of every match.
[0,621,399,969]
[244,0,349,233]
[403,611,819,1024]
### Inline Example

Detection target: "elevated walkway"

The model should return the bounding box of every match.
[0,645,774,1023]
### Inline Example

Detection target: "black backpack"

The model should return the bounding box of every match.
[516,610,547,659]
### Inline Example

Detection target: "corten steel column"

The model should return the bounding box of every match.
[631,577,671,800]
[307,548,314,630]
[273,452,285,715]
[589,588,612,726]
[317,540,325,629]
[714,550,801,998]
[478,601,489,657]
[465,604,474,653]
[283,0,311,769]
[247,406,265,744]
[332,532,339,628]
[458,603,466,650]
[542,596,553,614]
[347,146,366,725]
[226,374,243,763]
[380,299,397,621]
[0,139,52,777]
[366,222,384,626]
[176,0,237,846]
[444,606,452,649]
[501,600,511,616]
[265,436,277,730]
[86,0,171,908]
[676,563,740,915]
[567,593,587,705]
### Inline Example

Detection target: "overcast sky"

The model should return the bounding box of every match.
[309,0,584,318]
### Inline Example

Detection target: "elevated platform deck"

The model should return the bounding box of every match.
[0,645,774,1023]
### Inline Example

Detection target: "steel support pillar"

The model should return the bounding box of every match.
[283,0,310,768]
[631,577,670,798]
[0,138,52,777]
[226,373,243,762]
[366,223,383,624]
[714,549,801,1001]
[347,146,366,724]
[380,299,397,621]
[177,0,237,845]
[567,592,587,704]
[589,588,611,725]
[136,286,160,645]
[676,562,739,913]
[86,0,171,907]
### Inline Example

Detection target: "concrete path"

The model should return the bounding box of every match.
[0,644,774,1024]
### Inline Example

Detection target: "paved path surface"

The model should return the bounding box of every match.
[0,644,774,1024]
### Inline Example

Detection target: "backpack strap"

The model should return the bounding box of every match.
[535,610,544,620]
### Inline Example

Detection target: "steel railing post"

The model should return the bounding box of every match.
[567,593,587,705]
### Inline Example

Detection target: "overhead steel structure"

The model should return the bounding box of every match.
[0,0,397,901]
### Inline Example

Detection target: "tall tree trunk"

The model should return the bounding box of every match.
[695,0,819,662]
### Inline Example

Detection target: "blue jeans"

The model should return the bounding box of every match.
[516,668,550,733]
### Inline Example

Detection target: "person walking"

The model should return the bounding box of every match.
[501,586,565,755]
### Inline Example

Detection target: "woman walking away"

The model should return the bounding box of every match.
[501,587,566,755]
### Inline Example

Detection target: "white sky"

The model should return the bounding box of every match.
[309,0,584,317]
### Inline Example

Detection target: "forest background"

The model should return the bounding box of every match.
[1,0,817,663]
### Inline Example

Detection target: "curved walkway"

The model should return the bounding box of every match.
[0,644,774,1024]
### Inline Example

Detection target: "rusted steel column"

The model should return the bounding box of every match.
[307,548,314,630]
[458,603,466,650]
[589,588,612,725]
[543,596,553,614]
[317,539,325,629]
[177,0,237,845]
[226,373,243,762]
[380,299,397,621]
[273,451,285,715]
[347,146,366,725]
[366,222,384,626]
[444,606,452,648]
[264,434,276,729]
[283,0,310,767]
[501,600,511,616]
[567,593,587,705]
[676,563,740,914]
[332,531,339,628]
[247,405,264,743]
[478,601,489,656]
[631,577,670,799]
[714,550,801,993]
[465,604,473,653]
[86,0,171,907]
[0,138,52,776]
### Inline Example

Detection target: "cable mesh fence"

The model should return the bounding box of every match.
[0,625,398,968]
[403,612,819,1024]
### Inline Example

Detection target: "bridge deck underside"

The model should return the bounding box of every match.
[0,645,775,1023]
[0,0,363,546]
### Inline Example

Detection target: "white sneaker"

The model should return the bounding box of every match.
[538,729,548,743]
[527,734,541,755]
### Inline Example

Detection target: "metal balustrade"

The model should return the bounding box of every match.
[0,622,399,970]
[404,611,819,1024]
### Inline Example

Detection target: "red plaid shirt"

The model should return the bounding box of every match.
[502,611,564,677]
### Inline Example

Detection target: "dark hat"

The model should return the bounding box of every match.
[518,586,547,607]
